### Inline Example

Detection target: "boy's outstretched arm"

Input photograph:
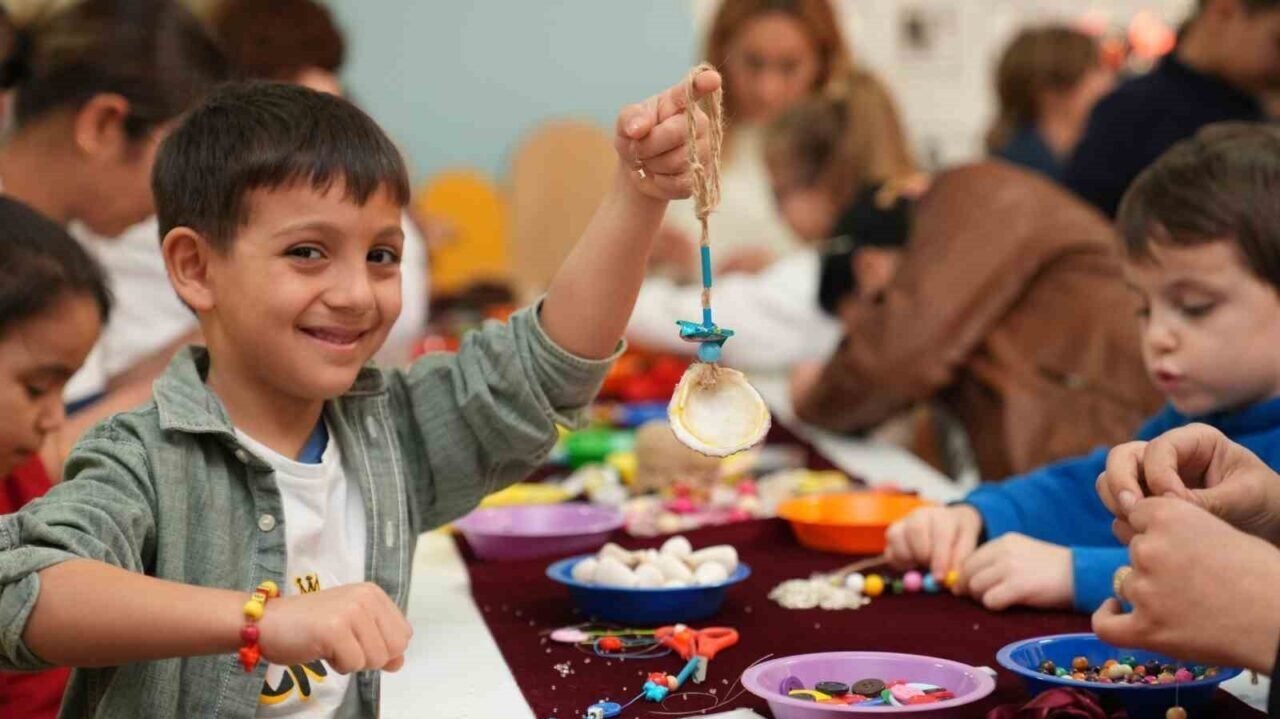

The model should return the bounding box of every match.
[540,69,721,360]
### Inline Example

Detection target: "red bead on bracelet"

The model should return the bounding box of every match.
[238,580,279,672]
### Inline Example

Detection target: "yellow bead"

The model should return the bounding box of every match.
[943,570,960,589]
[864,574,885,597]
[1166,707,1187,719]
[243,599,264,621]
[257,581,279,598]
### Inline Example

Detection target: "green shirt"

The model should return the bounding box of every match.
[0,305,615,718]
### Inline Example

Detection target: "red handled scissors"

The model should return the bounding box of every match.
[654,625,739,683]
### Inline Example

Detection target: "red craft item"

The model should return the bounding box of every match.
[598,636,623,652]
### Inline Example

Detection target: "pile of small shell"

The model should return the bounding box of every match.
[569,536,739,589]
[769,576,870,611]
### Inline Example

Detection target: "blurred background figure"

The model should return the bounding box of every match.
[987,25,1115,184]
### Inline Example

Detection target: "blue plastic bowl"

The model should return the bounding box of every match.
[996,633,1242,719]
[546,554,751,625]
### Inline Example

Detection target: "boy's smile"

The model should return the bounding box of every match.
[198,181,404,410]
[1125,240,1280,416]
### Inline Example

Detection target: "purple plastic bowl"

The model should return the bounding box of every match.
[742,652,996,716]
[455,503,623,561]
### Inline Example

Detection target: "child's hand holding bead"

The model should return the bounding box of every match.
[955,533,1073,611]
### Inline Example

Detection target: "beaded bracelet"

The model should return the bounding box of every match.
[238,580,279,672]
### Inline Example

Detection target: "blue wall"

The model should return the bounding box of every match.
[322,1,699,184]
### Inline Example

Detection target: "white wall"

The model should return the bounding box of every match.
[325,0,1197,181]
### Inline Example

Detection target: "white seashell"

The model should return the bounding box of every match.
[635,549,661,566]
[655,555,695,583]
[694,562,729,585]
[598,542,635,567]
[668,365,771,457]
[660,535,693,560]
[571,557,599,584]
[662,579,690,588]
[595,556,638,588]
[688,545,738,574]
[634,563,665,588]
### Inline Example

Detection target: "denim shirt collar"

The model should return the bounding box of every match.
[153,346,389,439]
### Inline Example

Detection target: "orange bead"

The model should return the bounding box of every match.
[257,580,279,598]
[238,644,261,672]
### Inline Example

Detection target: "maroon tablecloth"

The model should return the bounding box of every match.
[459,518,1263,719]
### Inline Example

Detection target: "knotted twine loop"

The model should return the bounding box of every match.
[687,62,724,318]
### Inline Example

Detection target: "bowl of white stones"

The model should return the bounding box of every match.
[545,535,750,624]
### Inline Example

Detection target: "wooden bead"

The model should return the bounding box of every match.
[1166,707,1188,719]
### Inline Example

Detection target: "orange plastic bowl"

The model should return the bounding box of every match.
[777,492,933,554]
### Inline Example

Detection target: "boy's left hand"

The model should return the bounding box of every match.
[1093,497,1280,673]
[614,69,722,201]
[956,533,1073,611]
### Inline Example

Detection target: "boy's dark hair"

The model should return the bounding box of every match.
[212,0,345,81]
[1118,122,1280,289]
[153,81,411,248]
[0,0,228,139]
[0,197,112,337]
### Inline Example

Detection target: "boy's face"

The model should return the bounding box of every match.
[1125,240,1280,416]
[202,182,404,402]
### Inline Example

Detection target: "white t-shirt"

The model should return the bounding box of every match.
[235,425,367,718]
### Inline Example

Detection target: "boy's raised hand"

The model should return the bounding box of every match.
[1098,424,1280,546]
[258,582,413,674]
[614,69,722,201]
[885,505,983,580]
[1093,497,1280,673]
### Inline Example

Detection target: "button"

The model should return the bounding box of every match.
[235,449,250,464]
[258,514,277,532]
[852,678,886,697]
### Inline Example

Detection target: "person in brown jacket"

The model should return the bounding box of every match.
[791,161,1163,480]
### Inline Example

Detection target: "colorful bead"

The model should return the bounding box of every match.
[237,644,261,672]
[1174,668,1194,683]
[1055,668,1068,677]
[903,571,923,593]
[845,572,866,593]
[1167,708,1188,719]
[243,599,264,621]
[922,573,939,593]
[1071,656,1089,672]
[1107,664,1133,680]
[891,578,905,595]
[1039,660,1056,674]
[864,574,885,597]
[257,580,279,598]
[598,636,623,652]
[240,625,260,644]
[943,570,960,589]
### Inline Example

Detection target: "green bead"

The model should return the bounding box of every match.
[1055,667,1069,677]
[891,578,905,594]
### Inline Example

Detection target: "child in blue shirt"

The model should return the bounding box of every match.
[886,122,1280,613]
[0,73,720,718]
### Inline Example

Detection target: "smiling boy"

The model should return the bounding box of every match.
[0,75,719,718]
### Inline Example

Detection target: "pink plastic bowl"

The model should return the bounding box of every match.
[742,651,996,716]
[455,503,623,561]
